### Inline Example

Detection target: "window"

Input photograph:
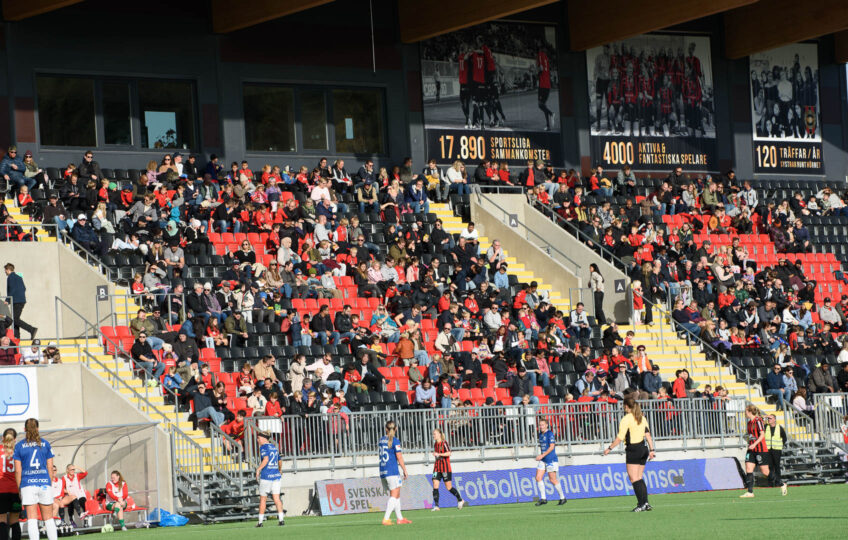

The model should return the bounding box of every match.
[36,76,96,147]
[333,89,384,154]
[139,80,196,149]
[102,81,132,145]
[301,90,327,150]
[243,85,295,152]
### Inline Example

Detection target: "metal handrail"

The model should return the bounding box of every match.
[58,230,117,281]
[170,425,207,511]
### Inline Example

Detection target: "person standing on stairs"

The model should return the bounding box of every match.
[590,264,607,325]
[764,414,788,496]
[4,263,37,340]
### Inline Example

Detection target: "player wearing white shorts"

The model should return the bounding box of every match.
[379,421,410,526]
[534,419,567,506]
[13,418,57,540]
[255,431,284,527]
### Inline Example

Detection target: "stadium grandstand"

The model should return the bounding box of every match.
[0,0,848,537]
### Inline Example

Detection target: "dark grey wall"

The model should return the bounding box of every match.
[1,0,845,180]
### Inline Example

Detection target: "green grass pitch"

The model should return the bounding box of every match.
[116,485,847,539]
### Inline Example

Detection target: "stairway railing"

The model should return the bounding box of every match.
[814,393,848,447]
[170,426,207,511]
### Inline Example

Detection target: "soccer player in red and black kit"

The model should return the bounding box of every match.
[741,405,771,498]
[458,44,472,129]
[682,66,703,137]
[536,40,554,131]
[638,65,656,136]
[480,40,506,128]
[621,65,638,136]
[607,70,623,134]
[431,428,465,511]
[470,44,487,129]
[657,74,677,137]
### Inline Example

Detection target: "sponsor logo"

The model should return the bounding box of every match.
[324,483,347,512]
[0,373,30,416]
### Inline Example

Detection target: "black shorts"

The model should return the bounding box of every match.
[595,78,610,97]
[538,87,551,103]
[432,471,452,482]
[625,444,649,465]
[460,86,470,102]
[745,451,768,465]
[0,492,21,513]
[471,82,486,102]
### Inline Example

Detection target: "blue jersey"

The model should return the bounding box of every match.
[13,439,54,487]
[379,436,401,477]
[539,430,557,464]
[259,443,281,481]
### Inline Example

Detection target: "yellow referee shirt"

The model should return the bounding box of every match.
[617,413,649,446]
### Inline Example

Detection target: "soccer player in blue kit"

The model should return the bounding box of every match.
[255,431,284,527]
[534,419,567,506]
[379,420,411,525]
[13,419,57,540]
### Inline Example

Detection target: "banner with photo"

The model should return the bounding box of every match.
[420,21,562,166]
[586,35,716,172]
[749,43,823,175]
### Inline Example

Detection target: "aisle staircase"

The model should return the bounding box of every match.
[3,197,55,241]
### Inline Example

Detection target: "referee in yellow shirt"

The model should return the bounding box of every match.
[603,396,656,511]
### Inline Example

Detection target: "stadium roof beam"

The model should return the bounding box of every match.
[211,0,335,34]
[567,0,757,51]
[834,30,848,64]
[2,0,82,21]
[724,0,848,59]
[398,0,559,43]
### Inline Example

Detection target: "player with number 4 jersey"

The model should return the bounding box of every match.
[14,419,57,540]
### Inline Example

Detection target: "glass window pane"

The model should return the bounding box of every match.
[138,80,196,149]
[301,90,327,150]
[332,89,384,154]
[243,85,295,152]
[36,76,95,147]
[103,81,131,145]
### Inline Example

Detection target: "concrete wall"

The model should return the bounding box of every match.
[1,242,112,338]
[33,363,173,512]
[471,194,630,323]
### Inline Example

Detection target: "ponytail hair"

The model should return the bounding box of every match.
[385,420,396,448]
[2,428,16,457]
[24,418,41,446]
[623,396,643,425]
[746,404,760,417]
[433,427,446,444]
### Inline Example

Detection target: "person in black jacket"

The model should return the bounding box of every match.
[311,305,339,345]
[61,174,86,213]
[457,352,485,389]
[173,331,199,364]
[357,355,388,392]
[182,155,200,181]
[77,151,103,183]
[334,305,355,342]
[189,382,224,425]
[186,283,208,323]
[509,367,538,404]
[130,334,165,379]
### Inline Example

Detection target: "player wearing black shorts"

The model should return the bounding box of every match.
[537,44,554,131]
[741,405,770,498]
[431,429,464,511]
[458,47,471,128]
[594,44,611,131]
[470,47,487,129]
[604,397,656,512]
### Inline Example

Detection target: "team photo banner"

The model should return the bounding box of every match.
[586,34,716,173]
[749,43,823,175]
[419,21,563,166]
[316,458,743,515]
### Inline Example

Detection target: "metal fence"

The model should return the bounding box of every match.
[814,393,848,448]
[241,397,748,474]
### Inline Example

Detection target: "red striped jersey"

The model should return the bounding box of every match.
[458,53,468,85]
[747,417,767,452]
[434,441,452,473]
[471,52,486,84]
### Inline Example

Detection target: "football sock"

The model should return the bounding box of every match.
[11,522,21,540]
[58,508,65,520]
[746,473,754,493]
[258,513,264,523]
[449,487,462,502]
[633,480,647,506]
[432,488,440,506]
[44,517,57,540]
[118,519,125,529]
[383,499,393,521]
[393,497,404,520]
[554,481,565,500]
[0,522,8,540]
[26,519,38,540]
[277,512,284,522]
[537,481,547,500]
